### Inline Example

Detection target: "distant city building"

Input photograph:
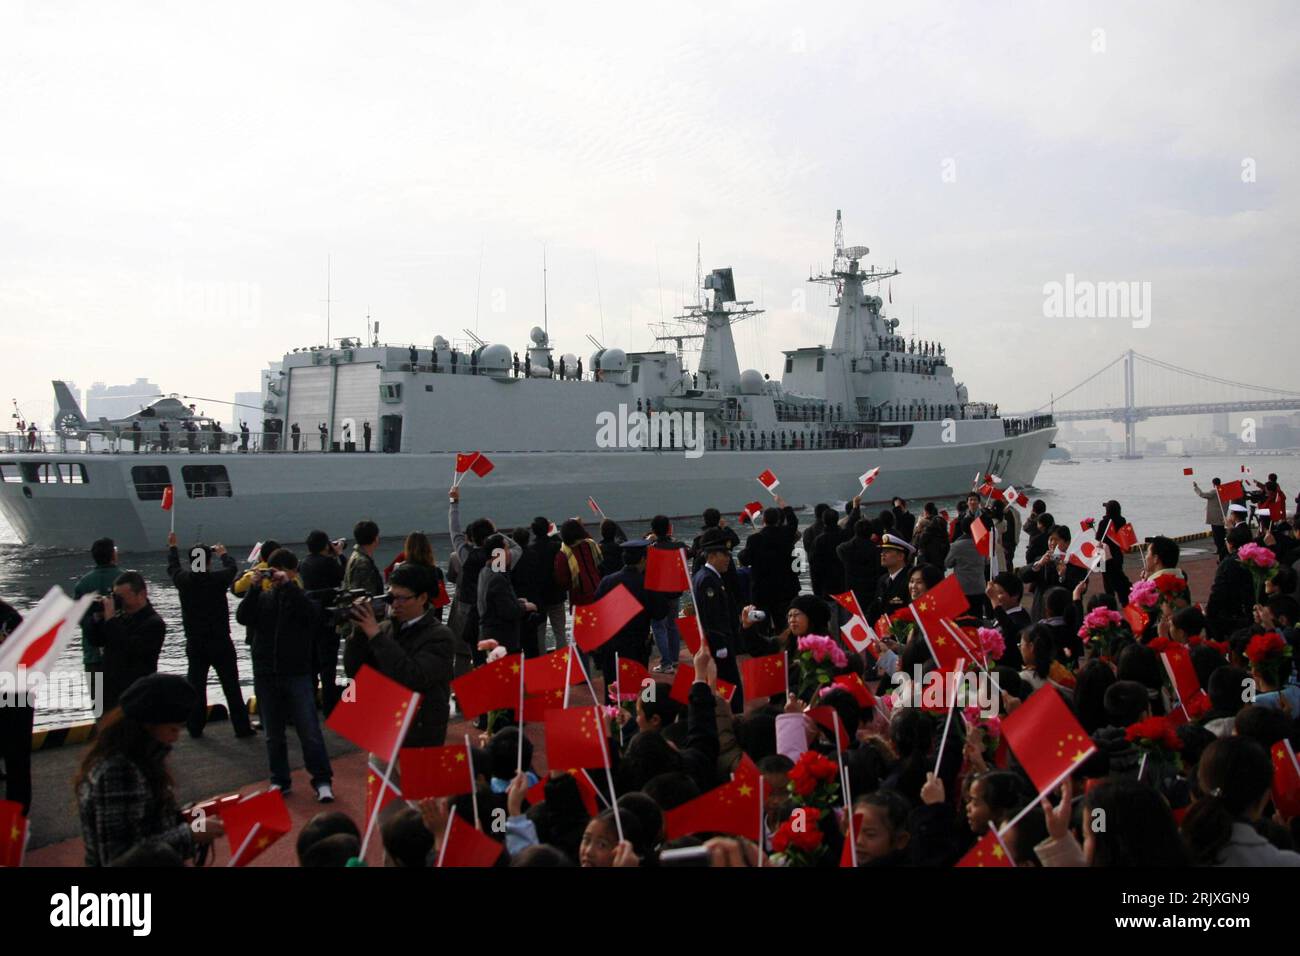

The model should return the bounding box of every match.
[86,378,162,420]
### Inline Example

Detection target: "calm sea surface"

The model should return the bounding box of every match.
[2,453,1293,727]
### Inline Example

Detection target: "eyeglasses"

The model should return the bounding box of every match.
[388,592,419,604]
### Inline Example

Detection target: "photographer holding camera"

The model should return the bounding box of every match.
[166,531,253,739]
[86,571,166,716]
[343,563,455,749]
[236,548,334,801]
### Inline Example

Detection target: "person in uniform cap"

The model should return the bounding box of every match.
[866,533,915,622]
[690,529,744,713]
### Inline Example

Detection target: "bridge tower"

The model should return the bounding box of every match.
[1122,349,1138,458]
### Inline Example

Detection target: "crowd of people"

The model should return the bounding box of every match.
[1,470,1298,869]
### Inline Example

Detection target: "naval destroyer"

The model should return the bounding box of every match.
[1,215,1056,550]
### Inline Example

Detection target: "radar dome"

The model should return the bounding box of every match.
[529,326,549,346]
[589,349,605,372]
[560,353,578,378]
[433,335,449,349]
[478,343,512,376]
[739,369,764,395]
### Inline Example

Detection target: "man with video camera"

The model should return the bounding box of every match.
[236,548,334,801]
[343,562,455,749]
[86,571,166,716]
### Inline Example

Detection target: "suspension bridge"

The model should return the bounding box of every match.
[1016,350,1300,457]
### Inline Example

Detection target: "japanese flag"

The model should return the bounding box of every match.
[0,587,96,687]
[840,615,876,654]
[859,467,880,491]
[1065,534,1105,572]
[1003,485,1031,519]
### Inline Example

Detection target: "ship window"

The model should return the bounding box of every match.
[131,465,172,501]
[631,364,640,383]
[20,462,57,483]
[816,357,824,372]
[380,383,403,403]
[57,463,88,484]
[181,465,233,499]
[0,463,21,483]
[784,358,793,373]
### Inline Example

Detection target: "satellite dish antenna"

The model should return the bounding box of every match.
[842,245,870,261]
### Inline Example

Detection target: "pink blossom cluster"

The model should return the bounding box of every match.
[797,635,848,668]
[1237,542,1278,569]
[976,627,1005,661]
[1078,606,1124,638]
[1128,578,1159,608]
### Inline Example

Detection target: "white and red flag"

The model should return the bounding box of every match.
[587,497,604,519]
[1065,533,1105,572]
[859,467,879,491]
[756,468,779,496]
[0,586,97,686]
[739,501,763,525]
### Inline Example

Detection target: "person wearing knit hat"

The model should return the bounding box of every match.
[787,593,832,637]
[75,674,225,867]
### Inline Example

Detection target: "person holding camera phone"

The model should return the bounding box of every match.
[86,571,166,716]
[236,548,335,801]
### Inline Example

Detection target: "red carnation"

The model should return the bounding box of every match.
[1154,575,1187,596]
[1147,636,1173,654]
[795,751,840,783]
[787,764,817,797]
[1125,716,1183,751]
[1246,632,1286,664]
[771,817,825,854]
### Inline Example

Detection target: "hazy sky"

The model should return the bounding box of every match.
[3,0,1297,429]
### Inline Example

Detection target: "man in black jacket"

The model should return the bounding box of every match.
[812,499,861,597]
[1206,524,1257,640]
[236,549,334,801]
[690,508,740,573]
[344,563,456,749]
[166,532,253,738]
[301,530,347,712]
[593,540,667,676]
[738,502,800,628]
[891,498,916,542]
[87,571,166,715]
[476,532,531,653]
[837,516,880,615]
[691,532,744,714]
[866,534,915,622]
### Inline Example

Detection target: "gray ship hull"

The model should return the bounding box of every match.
[0,424,1055,551]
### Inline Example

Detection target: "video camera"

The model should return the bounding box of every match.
[305,587,391,626]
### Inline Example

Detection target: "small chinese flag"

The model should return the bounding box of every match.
[326,664,421,757]
[544,707,608,771]
[1106,522,1138,552]
[469,453,494,477]
[739,501,763,524]
[1001,686,1095,797]
[450,652,523,719]
[1183,467,1194,476]
[739,653,787,699]
[664,758,761,841]
[955,829,1014,868]
[830,672,875,709]
[439,813,504,868]
[757,468,780,494]
[808,707,851,750]
[160,485,174,511]
[400,745,474,799]
[572,584,643,652]
[841,810,863,867]
[830,589,867,623]
[1160,644,1208,718]
[223,788,293,867]
[1122,604,1149,635]
[454,452,478,474]
[1271,740,1300,819]
[1216,479,1245,503]
[677,613,703,655]
[525,770,600,817]
[432,578,451,609]
[611,656,652,701]
[970,516,990,557]
[669,663,736,705]
[645,546,692,593]
[910,575,969,627]
[0,800,28,868]
[521,687,566,722]
[1079,517,1096,532]
[524,647,582,694]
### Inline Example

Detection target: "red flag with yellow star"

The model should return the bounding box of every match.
[525,770,600,817]
[572,584,643,652]
[611,656,652,701]
[955,829,1014,868]
[830,589,867,624]
[1272,740,1300,819]
[524,646,583,694]
[669,663,736,705]
[664,757,761,841]
[522,687,567,722]
[327,664,421,757]
[1001,686,1096,797]
[644,546,692,593]
[677,613,702,655]
[223,788,292,867]
[450,652,523,719]
[400,745,474,799]
[740,653,787,699]
[0,800,28,868]
[366,763,402,824]
[544,706,608,771]
[910,575,969,627]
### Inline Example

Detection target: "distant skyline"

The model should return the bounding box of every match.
[3,1,1297,429]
